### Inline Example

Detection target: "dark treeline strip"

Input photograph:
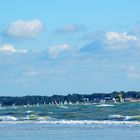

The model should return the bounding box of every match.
[0,91,140,106]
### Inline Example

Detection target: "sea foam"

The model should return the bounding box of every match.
[0,116,18,121]
[96,104,114,107]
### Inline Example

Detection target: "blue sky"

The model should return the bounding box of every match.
[0,0,140,96]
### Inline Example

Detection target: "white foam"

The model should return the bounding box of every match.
[109,114,124,119]
[59,106,68,109]
[109,114,140,121]
[96,104,114,107]
[25,110,34,114]
[0,116,18,121]
[36,120,140,125]
[37,116,51,121]
[0,120,140,126]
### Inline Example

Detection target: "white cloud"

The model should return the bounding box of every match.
[106,32,137,43]
[5,19,43,38]
[105,32,138,50]
[0,44,27,53]
[48,44,70,58]
[81,31,139,52]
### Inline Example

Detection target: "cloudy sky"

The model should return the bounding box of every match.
[0,0,140,96]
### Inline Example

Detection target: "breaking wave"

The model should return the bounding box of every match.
[0,116,18,121]
[0,119,140,127]
[0,102,140,126]
[96,104,115,107]
[109,114,140,121]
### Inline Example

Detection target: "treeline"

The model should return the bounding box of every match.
[0,91,140,106]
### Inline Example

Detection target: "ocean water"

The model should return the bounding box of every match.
[0,102,140,140]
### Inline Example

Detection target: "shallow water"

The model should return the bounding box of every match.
[0,123,140,140]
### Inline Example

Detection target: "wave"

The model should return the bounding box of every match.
[109,114,140,121]
[59,106,69,109]
[96,104,115,107]
[37,120,140,125]
[22,114,52,121]
[25,110,34,114]
[0,120,140,126]
[0,116,18,121]
[0,115,53,122]
[0,114,139,126]
[1,114,140,124]
[37,116,52,121]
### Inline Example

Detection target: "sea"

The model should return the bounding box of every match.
[0,102,140,140]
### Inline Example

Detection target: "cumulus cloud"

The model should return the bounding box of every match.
[55,25,86,34]
[0,44,27,53]
[105,32,138,50]
[106,32,137,43]
[80,31,139,52]
[48,44,70,58]
[5,19,43,39]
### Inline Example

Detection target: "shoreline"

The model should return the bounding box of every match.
[0,91,140,106]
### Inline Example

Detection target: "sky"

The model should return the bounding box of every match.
[0,0,140,96]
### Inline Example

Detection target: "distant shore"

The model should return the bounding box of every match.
[0,91,140,106]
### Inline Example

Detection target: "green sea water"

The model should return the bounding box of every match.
[0,102,140,122]
[0,102,140,140]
